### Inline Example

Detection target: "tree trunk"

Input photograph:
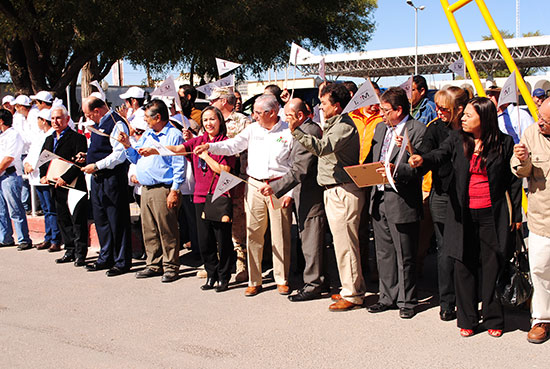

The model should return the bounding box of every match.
[4,39,32,94]
[81,60,93,101]
[20,36,48,92]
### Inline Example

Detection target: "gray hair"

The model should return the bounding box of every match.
[255,94,279,113]
[50,105,68,117]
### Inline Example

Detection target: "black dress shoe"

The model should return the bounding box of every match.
[440,309,456,321]
[288,289,322,302]
[0,241,15,247]
[55,254,75,263]
[161,271,178,283]
[136,267,163,279]
[399,307,416,319]
[215,281,229,293]
[106,266,128,277]
[200,277,217,290]
[74,259,86,267]
[367,302,397,313]
[17,243,33,251]
[86,262,110,272]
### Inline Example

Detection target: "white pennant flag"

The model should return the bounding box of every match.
[151,75,181,112]
[449,58,466,78]
[67,189,87,216]
[342,80,380,114]
[36,149,61,169]
[212,170,244,201]
[216,58,241,77]
[289,42,315,65]
[399,76,413,100]
[497,71,518,109]
[90,80,106,101]
[318,58,326,80]
[196,75,235,98]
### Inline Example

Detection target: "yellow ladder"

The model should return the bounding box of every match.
[440,0,539,120]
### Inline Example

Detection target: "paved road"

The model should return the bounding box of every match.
[0,245,545,369]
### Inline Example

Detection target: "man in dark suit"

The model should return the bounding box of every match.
[81,97,132,276]
[40,105,88,266]
[259,98,326,301]
[367,87,426,319]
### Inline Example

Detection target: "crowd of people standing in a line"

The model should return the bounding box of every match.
[0,76,549,344]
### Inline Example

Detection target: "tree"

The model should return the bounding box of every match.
[480,29,544,78]
[0,0,377,105]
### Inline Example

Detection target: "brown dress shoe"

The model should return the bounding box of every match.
[331,293,342,302]
[527,323,550,344]
[35,241,51,250]
[277,284,290,295]
[244,286,262,297]
[329,299,362,312]
[48,244,62,252]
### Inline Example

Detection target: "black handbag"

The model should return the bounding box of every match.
[495,229,533,308]
[201,172,232,223]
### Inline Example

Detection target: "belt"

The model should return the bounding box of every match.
[5,167,16,175]
[323,183,340,190]
[143,183,171,190]
[250,176,282,183]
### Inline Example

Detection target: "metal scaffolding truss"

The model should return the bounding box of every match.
[297,35,550,78]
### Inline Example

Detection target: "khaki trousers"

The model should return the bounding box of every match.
[245,178,292,286]
[324,183,366,304]
[529,232,550,325]
[141,186,180,272]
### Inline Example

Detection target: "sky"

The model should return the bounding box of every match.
[120,0,550,86]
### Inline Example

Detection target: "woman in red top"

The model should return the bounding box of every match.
[168,106,236,292]
[409,97,522,338]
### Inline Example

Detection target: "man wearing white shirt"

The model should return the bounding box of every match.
[195,94,294,297]
[23,109,62,251]
[81,97,132,275]
[0,109,32,249]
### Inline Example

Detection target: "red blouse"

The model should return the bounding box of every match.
[468,153,492,209]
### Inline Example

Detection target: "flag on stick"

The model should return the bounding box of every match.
[35,150,61,169]
[212,170,244,201]
[449,58,466,78]
[399,76,413,100]
[216,58,241,76]
[497,71,518,109]
[151,76,181,112]
[342,80,380,114]
[319,58,326,81]
[196,75,235,98]
[289,42,315,65]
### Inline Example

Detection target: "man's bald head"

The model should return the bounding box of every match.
[538,98,550,136]
[286,98,308,116]
[83,96,108,123]
[284,98,309,130]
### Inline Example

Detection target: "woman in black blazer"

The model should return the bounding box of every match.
[409,97,522,338]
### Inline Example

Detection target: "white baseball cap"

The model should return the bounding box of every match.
[30,91,54,103]
[14,95,32,106]
[38,109,51,121]
[90,92,105,101]
[119,86,145,100]
[2,95,15,105]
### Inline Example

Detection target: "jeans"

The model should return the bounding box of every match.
[0,173,31,244]
[35,186,61,244]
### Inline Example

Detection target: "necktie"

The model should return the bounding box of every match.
[502,110,520,144]
[377,128,393,191]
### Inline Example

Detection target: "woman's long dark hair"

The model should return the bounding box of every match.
[461,96,503,168]
[200,105,227,137]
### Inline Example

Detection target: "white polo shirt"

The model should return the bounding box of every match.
[0,127,24,176]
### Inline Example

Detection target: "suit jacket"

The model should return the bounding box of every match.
[422,130,522,261]
[368,116,426,224]
[40,128,88,192]
[270,119,324,222]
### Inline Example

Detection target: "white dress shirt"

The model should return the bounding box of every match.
[0,127,24,176]
[23,127,55,185]
[208,120,294,180]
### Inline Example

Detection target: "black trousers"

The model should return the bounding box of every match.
[90,167,132,269]
[194,202,233,283]
[455,207,504,330]
[429,190,455,311]
[53,187,88,260]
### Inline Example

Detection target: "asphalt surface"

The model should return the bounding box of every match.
[0,244,546,369]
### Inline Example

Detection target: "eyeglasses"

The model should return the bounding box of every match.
[436,105,451,113]
[538,115,550,125]
[379,106,394,114]
[198,158,208,174]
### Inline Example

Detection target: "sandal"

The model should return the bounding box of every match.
[460,329,474,337]
[488,329,502,337]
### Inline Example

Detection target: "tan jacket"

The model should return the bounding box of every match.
[511,123,550,238]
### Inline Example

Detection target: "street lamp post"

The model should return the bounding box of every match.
[406,0,426,75]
